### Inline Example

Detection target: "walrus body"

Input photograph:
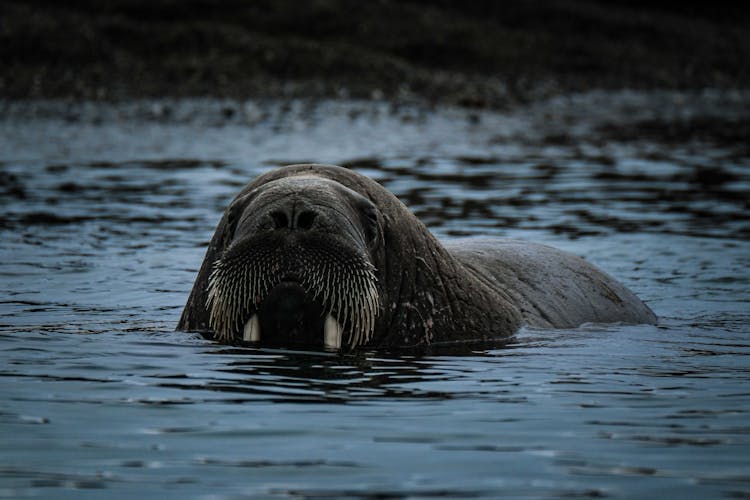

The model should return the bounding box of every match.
[178,164,656,350]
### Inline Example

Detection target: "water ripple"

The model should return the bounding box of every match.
[0,98,748,498]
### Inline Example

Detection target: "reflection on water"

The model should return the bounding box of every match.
[1,97,749,498]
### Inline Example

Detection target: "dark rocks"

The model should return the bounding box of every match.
[2,1,749,107]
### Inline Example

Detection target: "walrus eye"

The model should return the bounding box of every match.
[220,206,239,250]
[362,205,380,247]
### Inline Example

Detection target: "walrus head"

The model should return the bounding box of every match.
[179,164,523,351]
[205,175,383,350]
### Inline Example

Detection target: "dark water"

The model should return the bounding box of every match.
[1,96,749,498]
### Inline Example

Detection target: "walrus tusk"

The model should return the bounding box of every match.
[323,314,342,349]
[243,314,260,342]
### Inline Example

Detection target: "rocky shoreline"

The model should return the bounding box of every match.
[3,1,749,108]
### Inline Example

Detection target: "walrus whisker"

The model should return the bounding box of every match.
[206,237,379,348]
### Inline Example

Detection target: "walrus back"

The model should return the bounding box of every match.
[444,238,657,329]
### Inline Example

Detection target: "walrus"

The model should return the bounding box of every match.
[178,164,656,350]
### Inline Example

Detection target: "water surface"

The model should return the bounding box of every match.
[1,96,749,498]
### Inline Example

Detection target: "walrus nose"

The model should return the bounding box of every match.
[270,207,317,230]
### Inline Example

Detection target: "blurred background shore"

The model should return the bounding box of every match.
[2,0,748,107]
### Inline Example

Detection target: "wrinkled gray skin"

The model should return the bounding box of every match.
[178,164,656,349]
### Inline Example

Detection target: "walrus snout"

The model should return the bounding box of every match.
[268,206,318,231]
[252,196,330,235]
[231,176,381,252]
